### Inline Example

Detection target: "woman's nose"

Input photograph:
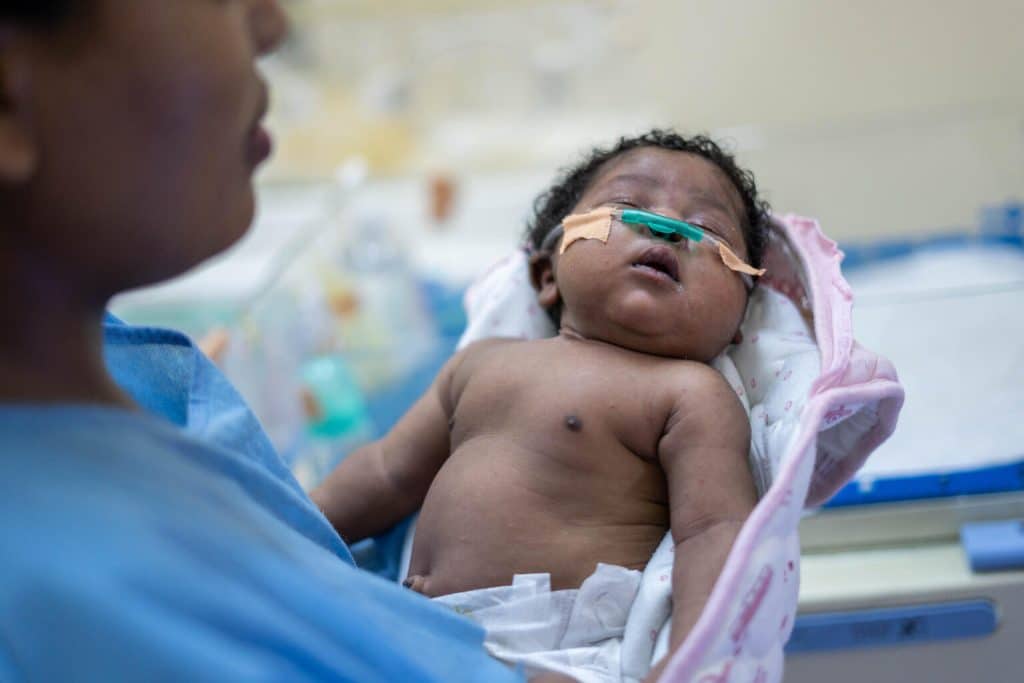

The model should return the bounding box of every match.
[249,0,290,57]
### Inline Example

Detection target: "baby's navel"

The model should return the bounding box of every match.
[564,414,584,433]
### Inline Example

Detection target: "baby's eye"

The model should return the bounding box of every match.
[692,222,726,241]
[608,199,639,209]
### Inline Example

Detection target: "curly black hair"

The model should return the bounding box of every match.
[525,129,770,270]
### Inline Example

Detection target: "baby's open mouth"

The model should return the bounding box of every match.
[632,247,680,283]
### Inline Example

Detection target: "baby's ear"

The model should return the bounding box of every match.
[528,252,560,310]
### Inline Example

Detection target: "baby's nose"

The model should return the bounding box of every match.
[638,223,686,245]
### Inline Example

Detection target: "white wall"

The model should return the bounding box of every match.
[637,0,1022,128]
[637,0,1024,238]
[394,0,1024,240]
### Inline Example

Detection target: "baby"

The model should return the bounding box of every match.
[314,129,770,681]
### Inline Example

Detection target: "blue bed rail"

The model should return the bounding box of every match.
[826,459,1024,508]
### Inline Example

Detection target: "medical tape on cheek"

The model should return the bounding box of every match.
[716,241,766,277]
[558,206,615,254]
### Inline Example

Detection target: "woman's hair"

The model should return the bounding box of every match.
[526,129,770,270]
[1,0,76,27]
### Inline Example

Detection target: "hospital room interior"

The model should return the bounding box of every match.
[110,0,1022,680]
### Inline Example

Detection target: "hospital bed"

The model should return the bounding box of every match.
[785,227,1024,683]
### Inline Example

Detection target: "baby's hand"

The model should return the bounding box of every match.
[401,574,429,595]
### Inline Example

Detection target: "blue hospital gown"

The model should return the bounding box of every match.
[0,317,522,682]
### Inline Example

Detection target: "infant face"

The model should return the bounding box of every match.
[551,147,751,361]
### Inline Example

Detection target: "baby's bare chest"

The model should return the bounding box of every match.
[451,347,679,461]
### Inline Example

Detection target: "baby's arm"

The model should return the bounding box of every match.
[311,350,462,544]
[648,366,757,680]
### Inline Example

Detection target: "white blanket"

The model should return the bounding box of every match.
[436,564,642,683]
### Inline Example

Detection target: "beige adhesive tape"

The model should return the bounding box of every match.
[559,206,614,254]
[718,242,766,277]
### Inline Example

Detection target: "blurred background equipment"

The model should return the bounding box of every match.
[113,2,1022,680]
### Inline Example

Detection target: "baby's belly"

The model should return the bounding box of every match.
[406,438,668,597]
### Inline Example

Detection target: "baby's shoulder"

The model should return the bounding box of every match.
[444,337,532,379]
[459,336,524,352]
[653,358,745,413]
[455,337,528,363]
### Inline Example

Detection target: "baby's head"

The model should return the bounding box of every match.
[527,129,771,362]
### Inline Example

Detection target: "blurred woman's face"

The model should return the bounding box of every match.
[1,0,287,296]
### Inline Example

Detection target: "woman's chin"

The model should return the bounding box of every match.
[201,197,256,261]
[119,219,254,295]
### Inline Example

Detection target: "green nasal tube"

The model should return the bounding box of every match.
[618,209,706,243]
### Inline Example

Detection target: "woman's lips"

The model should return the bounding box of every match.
[247,123,273,167]
[247,82,272,167]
